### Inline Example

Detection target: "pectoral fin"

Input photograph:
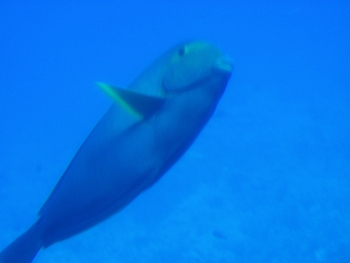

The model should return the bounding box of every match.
[96,82,164,118]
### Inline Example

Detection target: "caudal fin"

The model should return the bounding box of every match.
[0,222,42,263]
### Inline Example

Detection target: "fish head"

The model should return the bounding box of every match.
[162,41,233,95]
[128,41,232,98]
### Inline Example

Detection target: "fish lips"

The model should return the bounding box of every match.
[213,57,234,76]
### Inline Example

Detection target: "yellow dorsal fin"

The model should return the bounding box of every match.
[96,82,164,118]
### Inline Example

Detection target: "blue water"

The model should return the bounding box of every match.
[1,1,349,262]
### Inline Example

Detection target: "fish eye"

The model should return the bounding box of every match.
[178,46,187,57]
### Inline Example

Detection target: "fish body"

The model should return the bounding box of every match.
[0,41,232,263]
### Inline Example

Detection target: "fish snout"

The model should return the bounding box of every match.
[213,57,233,76]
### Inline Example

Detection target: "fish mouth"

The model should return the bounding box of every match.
[213,57,234,75]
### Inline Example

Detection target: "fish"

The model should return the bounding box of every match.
[0,40,233,263]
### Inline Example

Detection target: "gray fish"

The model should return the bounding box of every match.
[0,41,233,263]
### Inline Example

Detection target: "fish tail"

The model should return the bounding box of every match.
[0,221,42,263]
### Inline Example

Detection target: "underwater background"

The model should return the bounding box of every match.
[0,1,349,262]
